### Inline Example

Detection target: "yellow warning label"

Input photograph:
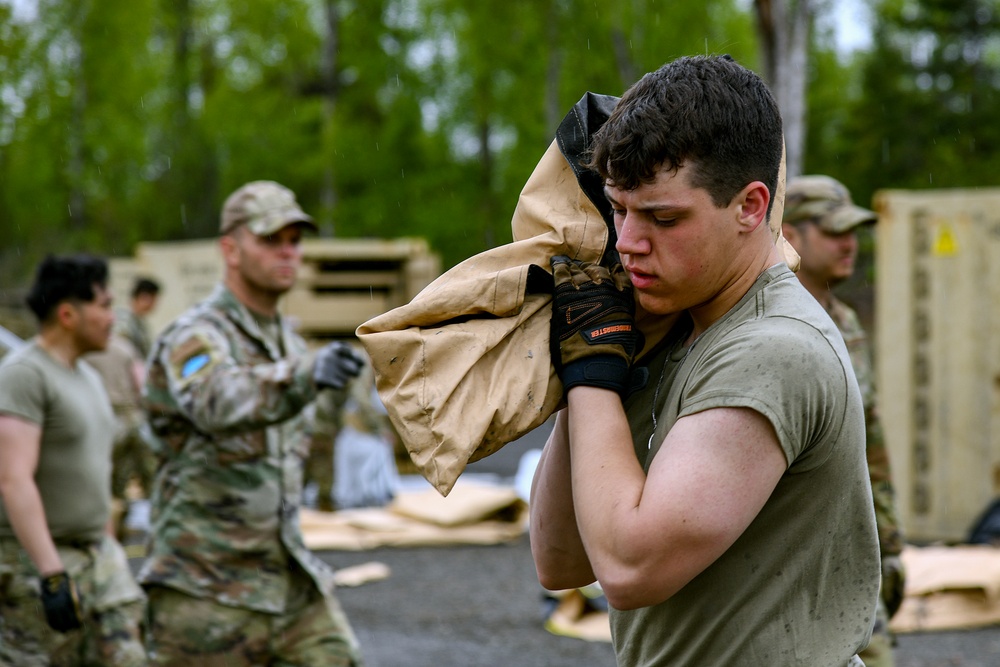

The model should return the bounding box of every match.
[933,224,958,256]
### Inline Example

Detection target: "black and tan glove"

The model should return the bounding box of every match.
[39,571,84,633]
[549,256,641,396]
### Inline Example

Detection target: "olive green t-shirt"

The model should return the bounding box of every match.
[0,341,115,542]
[615,265,880,667]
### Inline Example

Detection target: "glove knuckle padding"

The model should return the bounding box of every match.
[550,258,638,395]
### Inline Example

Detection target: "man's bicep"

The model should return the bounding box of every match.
[642,408,787,566]
[0,415,43,480]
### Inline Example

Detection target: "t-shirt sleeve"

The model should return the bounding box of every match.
[0,362,46,425]
[678,317,851,469]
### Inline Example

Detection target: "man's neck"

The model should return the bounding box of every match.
[224,278,280,317]
[36,329,81,368]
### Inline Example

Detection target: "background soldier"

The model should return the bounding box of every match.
[0,254,147,666]
[118,277,161,361]
[85,276,162,535]
[139,180,366,666]
[782,174,906,667]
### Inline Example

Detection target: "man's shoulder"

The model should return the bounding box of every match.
[158,298,235,347]
[0,343,45,378]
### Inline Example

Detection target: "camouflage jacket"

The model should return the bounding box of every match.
[137,284,334,612]
[827,296,905,556]
[115,308,153,361]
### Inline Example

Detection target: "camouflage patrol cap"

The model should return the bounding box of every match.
[220,180,318,236]
[782,175,877,233]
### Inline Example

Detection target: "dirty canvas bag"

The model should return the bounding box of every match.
[356,93,796,496]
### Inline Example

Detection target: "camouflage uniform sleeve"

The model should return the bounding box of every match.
[156,322,319,437]
[831,298,905,557]
[866,405,905,556]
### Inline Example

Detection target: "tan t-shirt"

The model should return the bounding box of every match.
[84,335,142,410]
[0,341,116,542]
[615,265,880,667]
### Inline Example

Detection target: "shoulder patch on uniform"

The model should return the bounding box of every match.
[181,354,211,378]
[168,334,219,383]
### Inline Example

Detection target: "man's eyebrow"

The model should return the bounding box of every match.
[603,188,688,214]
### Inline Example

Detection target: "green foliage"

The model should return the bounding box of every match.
[808,0,1000,208]
[0,0,766,289]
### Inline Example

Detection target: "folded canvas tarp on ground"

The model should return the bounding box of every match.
[891,544,1000,633]
[541,544,1000,642]
[300,480,527,551]
[357,92,797,496]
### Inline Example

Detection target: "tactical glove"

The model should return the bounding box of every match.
[39,571,84,633]
[549,256,641,396]
[313,341,365,390]
[881,554,906,619]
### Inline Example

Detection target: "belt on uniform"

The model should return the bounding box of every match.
[55,538,102,551]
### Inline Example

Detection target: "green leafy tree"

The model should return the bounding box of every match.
[834,0,1000,205]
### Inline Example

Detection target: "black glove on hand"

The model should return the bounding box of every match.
[549,256,641,396]
[39,571,84,633]
[313,341,365,390]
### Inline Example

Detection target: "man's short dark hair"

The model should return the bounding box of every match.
[586,55,784,217]
[25,254,109,324]
[131,277,161,299]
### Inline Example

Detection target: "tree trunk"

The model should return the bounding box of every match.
[754,0,811,178]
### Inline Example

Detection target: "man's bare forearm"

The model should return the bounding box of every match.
[0,477,62,575]
[529,410,596,590]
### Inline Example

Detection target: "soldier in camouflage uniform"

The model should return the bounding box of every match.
[118,277,160,362]
[0,254,146,666]
[139,181,366,666]
[783,175,906,667]
[85,278,160,535]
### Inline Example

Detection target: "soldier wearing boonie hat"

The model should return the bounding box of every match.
[782,174,904,667]
[140,179,366,666]
[220,180,319,236]
[782,174,877,233]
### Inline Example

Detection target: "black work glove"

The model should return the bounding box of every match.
[39,571,84,633]
[313,341,365,390]
[549,256,641,396]
[881,554,906,619]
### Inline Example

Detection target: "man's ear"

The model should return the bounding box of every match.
[219,232,239,268]
[736,181,771,232]
[55,301,78,330]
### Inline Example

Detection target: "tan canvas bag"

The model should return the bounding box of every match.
[357,94,796,495]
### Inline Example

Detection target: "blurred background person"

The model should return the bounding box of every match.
[782,175,906,667]
[139,180,365,666]
[0,254,147,666]
[85,276,162,536]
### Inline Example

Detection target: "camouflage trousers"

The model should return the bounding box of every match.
[145,579,363,666]
[859,595,895,667]
[304,430,336,512]
[112,407,157,500]
[0,535,147,666]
